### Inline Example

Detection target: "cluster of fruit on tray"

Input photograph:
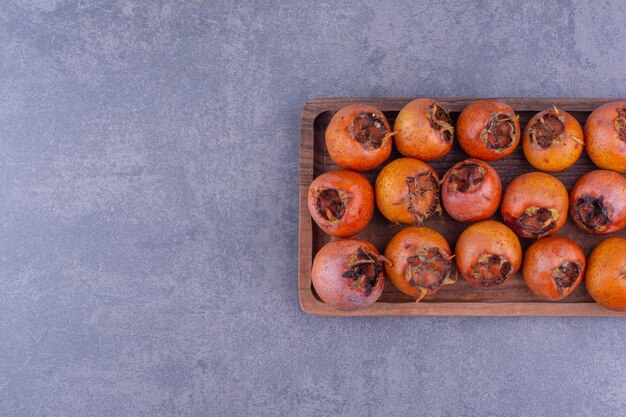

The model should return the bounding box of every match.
[307,99,626,312]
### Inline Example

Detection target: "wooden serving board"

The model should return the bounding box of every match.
[299,98,626,316]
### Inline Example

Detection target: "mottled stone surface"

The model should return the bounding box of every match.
[1,1,625,416]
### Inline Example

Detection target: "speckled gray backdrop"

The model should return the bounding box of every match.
[0,0,625,416]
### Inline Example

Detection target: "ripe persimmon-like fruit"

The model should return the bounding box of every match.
[569,170,626,235]
[384,227,455,302]
[375,157,441,225]
[522,107,584,172]
[456,100,520,160]
[501,172,569,239]
[325,104,392,171]
[441,158,502,222]
[393,98,454,161]
[455,220,522,287]
[585,237,626,311]
[584,101,626,172]
[522,236,586,300]
[311,238,387,311]
[307,170,374,237]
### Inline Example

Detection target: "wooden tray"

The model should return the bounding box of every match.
[299,98,626,316]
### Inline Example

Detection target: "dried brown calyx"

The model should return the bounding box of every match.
[405,247,455,301]
[470,254,512,287]
[480,112,519,151]
[428,103,454,142]
[447,162,485,193]
[614,108,626,142]
[552,260,581,290]
[515,207,559,238]
[573,195,611,233]
[348,112,389,150]
[529,111,565,148]
[402,170,441,225]
[343,248,388,295]
[312,188,350,224]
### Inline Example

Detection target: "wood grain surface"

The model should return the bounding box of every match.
[299,98,626,316]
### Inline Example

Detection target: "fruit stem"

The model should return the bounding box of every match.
[442,274,457,285]
[381,131,398,144]
[415,287,427,303]
[568,135,585,146]
[325,209,340,225]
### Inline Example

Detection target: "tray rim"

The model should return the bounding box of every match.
[299,97,626,317]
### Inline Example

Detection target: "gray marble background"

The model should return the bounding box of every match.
[1,1,625,416]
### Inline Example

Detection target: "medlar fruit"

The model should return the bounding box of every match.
[375,157,441,225]
[585,237,626,311]
[522,107,584,172]
[456,100,520,160]
[522,236,586,300]
[308,170,374,237]
[312,238,387,311]
[455,220,522,287]
[501,172,569,239]
[325,104,393,171]
[441,158,502,222]
[384,226,455,302]
[393,98,454,161]
[584,101,626,172]
[569,170,626,235]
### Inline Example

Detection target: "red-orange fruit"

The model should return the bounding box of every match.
[441,158,502,222]
[585,237,626,311]
[307,170,374,237]
[325,104,392,171]
[312,239,386,311]
[375,158,441,225]
[584,101,626,172]
[456,100,521,161]
[455,220,522,287]
[522,107,584,172]
[393,98,454,161]
[569,170,626,235]
[501,172,569,239]
[384,227,455,302]
[522,236,586,300]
